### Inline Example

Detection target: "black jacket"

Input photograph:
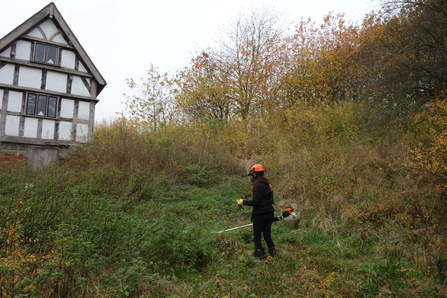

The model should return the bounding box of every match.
[243,180,274,215]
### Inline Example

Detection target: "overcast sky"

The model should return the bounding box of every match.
[0,0,378,121]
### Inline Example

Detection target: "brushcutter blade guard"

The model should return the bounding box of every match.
[279,207,297,221]
[282,211,297,221]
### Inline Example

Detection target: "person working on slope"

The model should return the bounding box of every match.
[237,164,276,259]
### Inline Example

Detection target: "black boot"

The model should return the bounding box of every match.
[255,247,264,259]
[268,247,275,257]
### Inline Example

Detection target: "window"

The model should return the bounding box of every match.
[26,93,58,118]
[34,43,59,65]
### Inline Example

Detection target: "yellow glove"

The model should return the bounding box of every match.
[237,199,244,206]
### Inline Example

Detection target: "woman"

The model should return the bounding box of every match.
[237,164,275,259]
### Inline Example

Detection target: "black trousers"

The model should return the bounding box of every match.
[252,212,275,249]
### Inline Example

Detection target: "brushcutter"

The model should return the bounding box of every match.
[214,207,297,234]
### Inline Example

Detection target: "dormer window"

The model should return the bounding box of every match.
[34,43,59,65]
[26,93,58,118]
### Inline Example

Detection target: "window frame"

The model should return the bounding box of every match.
[33,42,60,66]
[25,92,59,119]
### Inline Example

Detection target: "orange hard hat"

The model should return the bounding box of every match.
[248,164,265,176]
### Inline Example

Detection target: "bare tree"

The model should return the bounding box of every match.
[375,0,447,112]
[124,64,176,131]
[177,4,288,121]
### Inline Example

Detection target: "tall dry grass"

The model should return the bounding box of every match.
[7,100,441,296]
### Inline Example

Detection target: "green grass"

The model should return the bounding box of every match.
[1,104,447,297]
[1,164,445,297]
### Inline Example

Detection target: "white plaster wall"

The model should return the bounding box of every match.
[0,46,11,57]
[76,123,89,142]
[7,91,23,112]
[5,115,20,136]
[26,20,68,45]
[40,19,58,38]
[0,63,15,85]
[60,98,74,118]
[23,117,38,138]
[26,28,44,39]
[46,71,67,93]
[71,76,90,96]
[78,101,90,120]
[52,34,66,44]
[79,62,87,73]
[42,119,55,139]
[18,66,42,89]
[41,20,67,44]
[60,50,76,69]
[59,121,72,140]
[15,40,31,60]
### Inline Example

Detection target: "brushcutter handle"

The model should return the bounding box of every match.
[239,204,252,214]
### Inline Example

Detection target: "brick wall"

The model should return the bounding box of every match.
[0,153,27,165]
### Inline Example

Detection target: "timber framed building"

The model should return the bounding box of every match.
[0,2,106,168]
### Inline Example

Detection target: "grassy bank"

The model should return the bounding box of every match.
[1,102,446,297]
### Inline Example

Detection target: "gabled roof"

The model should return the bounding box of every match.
[0,2,106,95]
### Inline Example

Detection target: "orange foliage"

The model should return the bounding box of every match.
[410,99,447,191]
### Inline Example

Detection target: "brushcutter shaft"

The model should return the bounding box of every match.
[214,223,253,234]
[213,207,297,234]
